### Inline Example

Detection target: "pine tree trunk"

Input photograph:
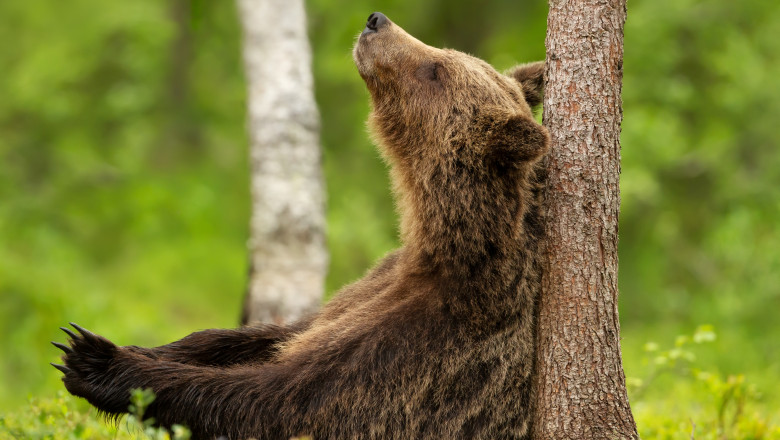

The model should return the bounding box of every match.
[237,0,328,325]
[532,0,638,438]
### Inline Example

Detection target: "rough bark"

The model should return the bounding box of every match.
[532,0,638,438]
[237,0,328,325]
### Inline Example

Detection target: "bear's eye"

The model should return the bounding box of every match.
[416,62,443,84]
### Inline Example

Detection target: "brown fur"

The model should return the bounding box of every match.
[54,14,549,440]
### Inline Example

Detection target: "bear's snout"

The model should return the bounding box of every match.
[362,12,389,36]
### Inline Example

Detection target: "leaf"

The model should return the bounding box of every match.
[693,325,717,343]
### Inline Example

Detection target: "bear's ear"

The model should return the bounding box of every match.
[507,61,545,108]
[487,114,550,166]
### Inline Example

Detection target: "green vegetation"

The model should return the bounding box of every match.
[0,389,189,440]
[628,327,780,438]
[0,0,778,437]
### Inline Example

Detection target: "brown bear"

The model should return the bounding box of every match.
[52,12,549,440]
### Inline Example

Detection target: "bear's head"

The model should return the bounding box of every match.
[353,13,549,272]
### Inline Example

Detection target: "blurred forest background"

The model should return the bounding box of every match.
[1,0,778,435]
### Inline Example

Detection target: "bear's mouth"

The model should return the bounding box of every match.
[352,41,372,79]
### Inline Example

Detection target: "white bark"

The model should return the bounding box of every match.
[237,0,327,324]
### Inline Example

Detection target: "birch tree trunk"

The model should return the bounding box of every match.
[532,0,638,438]
[237,0,327,325]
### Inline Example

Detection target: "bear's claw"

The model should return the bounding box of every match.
[53,323,124,410]
[69,322,93,338]
[51,341,72,354]
[50,363,71,374]
[60,326,79,340]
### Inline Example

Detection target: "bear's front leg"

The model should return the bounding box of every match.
[124,322,311,367]
[54,322,294,439]
[52,323,144,415]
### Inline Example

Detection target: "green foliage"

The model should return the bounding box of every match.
[628,327,780,439]
[627,325,716,398]
[0,392,118,440]
[0,0,249,409]
[620,0,780,333]
[0,390,189,440]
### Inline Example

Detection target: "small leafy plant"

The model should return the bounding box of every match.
[125,388,191,440]
[0,389,191,440]
[628,325,779,439]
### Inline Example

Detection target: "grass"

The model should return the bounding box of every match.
[0,390,188,440]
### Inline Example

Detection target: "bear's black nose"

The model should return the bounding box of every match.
[364,12,389,34]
